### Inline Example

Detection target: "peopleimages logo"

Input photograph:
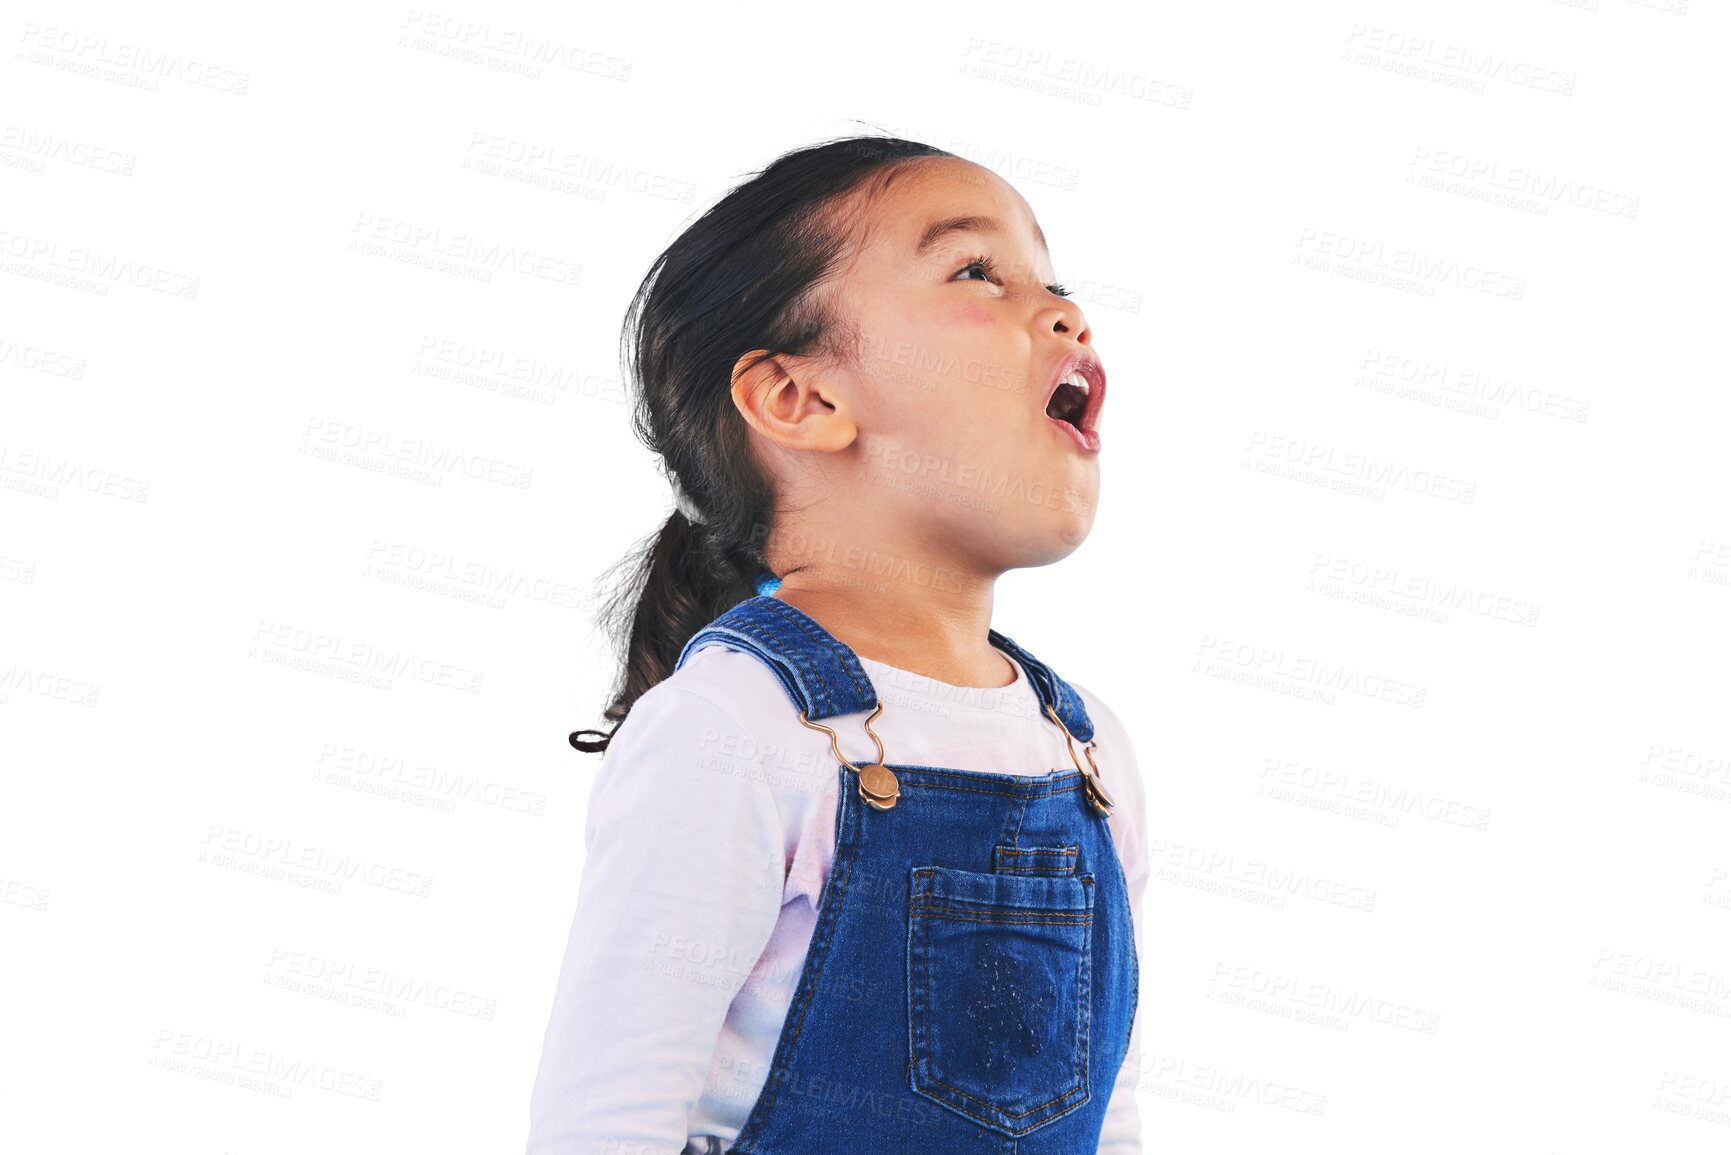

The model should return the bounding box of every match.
[1342,24,1577,96]
[1408,146,1640,220]
[1293,228,1526,300]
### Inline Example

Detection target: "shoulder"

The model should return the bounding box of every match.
[605,641,794,745]
[597,640,837,908]
[596,640,822,808]
[651,639,798,728]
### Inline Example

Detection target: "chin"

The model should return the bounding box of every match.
[1053,517,1095,552]
[1026,505,1096,560]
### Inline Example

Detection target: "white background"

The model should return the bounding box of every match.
[3,1,1728,1151]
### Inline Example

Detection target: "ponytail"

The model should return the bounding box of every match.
[569,131,949,757]
[569,509,775,754]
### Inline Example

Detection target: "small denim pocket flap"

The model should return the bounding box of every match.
[992,843,1079,877]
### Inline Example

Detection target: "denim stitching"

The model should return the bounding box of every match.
[908,909,1093,925]
[919,780,1087,800]
[925,1078,1087,1129]
[863,760,1085,792]
[889,772,1084,798]
[757,596,875,710]
[742,603,840,715]
[718,614,835,716]
[683,631,808,719]
[912,870,1088,913]
[910,893,1087,915]
[1077,876,1094,1111]
[994,845,1079,876]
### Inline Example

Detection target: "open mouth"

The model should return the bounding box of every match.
[1046,377,1089,429]
[1043,354,1105,452]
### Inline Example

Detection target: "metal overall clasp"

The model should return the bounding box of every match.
[798,703,900,811]
[1045,703,1115,817]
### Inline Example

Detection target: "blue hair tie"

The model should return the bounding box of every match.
[755,571,782,596]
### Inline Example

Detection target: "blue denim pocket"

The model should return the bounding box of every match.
[906,865,1094,1136]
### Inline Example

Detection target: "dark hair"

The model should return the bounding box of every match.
[569,132,955,756]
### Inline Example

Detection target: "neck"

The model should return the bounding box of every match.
[767,571,1015,690]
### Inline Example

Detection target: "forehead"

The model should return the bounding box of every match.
[852,157,1051,266]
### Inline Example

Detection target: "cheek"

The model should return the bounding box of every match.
[945,302,997,327]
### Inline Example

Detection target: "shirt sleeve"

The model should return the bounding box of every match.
[525,682,786,1155]
[1089,695,1149,1155]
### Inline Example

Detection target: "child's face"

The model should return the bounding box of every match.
[806,157,1106,577]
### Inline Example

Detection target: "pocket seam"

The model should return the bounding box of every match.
[992,843,1079,876]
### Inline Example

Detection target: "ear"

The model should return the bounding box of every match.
[729,350,858,453]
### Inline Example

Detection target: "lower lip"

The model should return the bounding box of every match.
[1048,415,1101,454]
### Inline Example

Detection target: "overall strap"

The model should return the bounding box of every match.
[675,594,1097,742]
[988,627,1096,743]
[675,595,879,721]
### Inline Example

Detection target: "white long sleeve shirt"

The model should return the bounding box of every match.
[526,637,1148,1154]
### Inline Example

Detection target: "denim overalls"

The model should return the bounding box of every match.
[672,588,1139,1155]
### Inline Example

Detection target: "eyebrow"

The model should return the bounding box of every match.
[914,214,1049,257]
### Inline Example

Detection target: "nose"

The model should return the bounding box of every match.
[1042,295,1091,345]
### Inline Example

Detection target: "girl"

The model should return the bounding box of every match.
[527,134,1147,1154]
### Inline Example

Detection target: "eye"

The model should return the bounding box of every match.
[953,253,1074,298]
[953,254,1001,285]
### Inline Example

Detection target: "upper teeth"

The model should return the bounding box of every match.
[1059,371,1088,392]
